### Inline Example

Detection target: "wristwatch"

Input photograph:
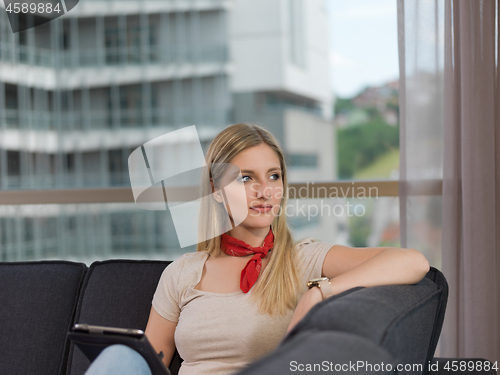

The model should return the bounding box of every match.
[307,277,334,300]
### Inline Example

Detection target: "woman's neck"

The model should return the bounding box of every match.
[225,226,271,248]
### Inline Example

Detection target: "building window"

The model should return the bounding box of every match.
[108,149,124,186]
[104,25,120,64]
[7,151,21,176]
[66,153,75,173]
[127,23,157,64]
[265,93,321,115]
[289,212,320,230]
[288,153,318,168]
[62,30,70,50]
[119,85,143,127]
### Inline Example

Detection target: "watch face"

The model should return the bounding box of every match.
[307,277,328,288]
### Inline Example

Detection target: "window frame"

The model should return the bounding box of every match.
[0,179,443,205]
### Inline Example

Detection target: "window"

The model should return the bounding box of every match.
[0,2,405,264]
[288,153,318,168]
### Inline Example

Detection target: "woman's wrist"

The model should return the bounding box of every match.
[327,278,338,296]
[328,277,359,296]
[307,277,338,300]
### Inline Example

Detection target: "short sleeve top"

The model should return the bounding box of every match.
[151,238,333,375]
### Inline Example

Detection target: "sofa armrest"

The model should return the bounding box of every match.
[283,274,445,375]
[236,330,398,375]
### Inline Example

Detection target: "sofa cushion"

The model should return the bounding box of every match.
[0,261,87,375]
[235,330,398,375]
[284,268,446,375]
[66,260,170,375]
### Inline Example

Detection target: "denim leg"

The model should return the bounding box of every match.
[84,344,152,375]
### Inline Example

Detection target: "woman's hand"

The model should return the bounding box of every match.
[286,286,323,334]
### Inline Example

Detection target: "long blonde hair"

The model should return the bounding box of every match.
[196,123,303,315]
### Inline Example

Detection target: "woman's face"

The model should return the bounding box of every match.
[214,143,284,229]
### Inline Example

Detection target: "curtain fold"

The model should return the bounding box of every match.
[398,0,499,361]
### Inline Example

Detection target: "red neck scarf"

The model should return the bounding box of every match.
[220,228,274,293]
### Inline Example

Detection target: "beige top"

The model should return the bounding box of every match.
[152,237,334,375]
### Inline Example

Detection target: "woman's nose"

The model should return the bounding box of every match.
[255,182,272,199]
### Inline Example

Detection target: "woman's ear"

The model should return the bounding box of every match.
[210,178,223,204]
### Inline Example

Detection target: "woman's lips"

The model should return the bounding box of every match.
[250,206,272,213]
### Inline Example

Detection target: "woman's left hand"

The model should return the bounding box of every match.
[286,286,323,334]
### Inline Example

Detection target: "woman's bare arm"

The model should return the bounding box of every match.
[321,245,430,294]
[287,245,429,333]
[145,306,177,368]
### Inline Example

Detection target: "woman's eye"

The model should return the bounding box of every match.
[238,174,280,183]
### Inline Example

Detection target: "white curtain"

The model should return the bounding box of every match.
[398,0,500,361]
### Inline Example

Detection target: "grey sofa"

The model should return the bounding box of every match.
[0,260,493,375]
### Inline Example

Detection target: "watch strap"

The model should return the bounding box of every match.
[318,279,334,300]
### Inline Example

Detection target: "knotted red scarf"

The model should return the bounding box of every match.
[220,228,274,293]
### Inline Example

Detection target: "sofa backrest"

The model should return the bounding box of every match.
[66,259,171,375]
[0,261,87,375]
[284,267,448,375]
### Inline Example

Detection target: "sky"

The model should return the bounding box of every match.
[326,0,399,98]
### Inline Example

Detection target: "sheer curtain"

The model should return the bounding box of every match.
[398,0,499,362]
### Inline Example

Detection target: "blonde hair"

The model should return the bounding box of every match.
[196,123,303,315]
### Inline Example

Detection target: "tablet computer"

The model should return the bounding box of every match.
[68,324,171,375]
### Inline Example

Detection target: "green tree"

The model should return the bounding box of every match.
[337,117,399,179]
[348,211,371,247]
[334,97,355,115]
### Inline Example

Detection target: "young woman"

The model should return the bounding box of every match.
[84,123,429,375]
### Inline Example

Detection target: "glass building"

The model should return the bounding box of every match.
[0,0,337,263]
